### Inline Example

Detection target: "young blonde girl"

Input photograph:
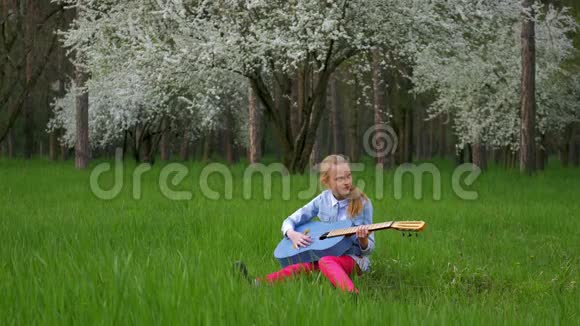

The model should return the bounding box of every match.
[236,154,374,294]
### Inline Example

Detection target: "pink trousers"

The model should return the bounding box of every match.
[261,256,361,293]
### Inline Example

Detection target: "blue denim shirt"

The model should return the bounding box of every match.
[281,189,375,272]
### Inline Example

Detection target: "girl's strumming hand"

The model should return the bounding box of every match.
[287,229,312,248]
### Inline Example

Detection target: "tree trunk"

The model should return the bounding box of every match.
[325,104,332,156]
[7,128,14,159]
[295,65,310,153]
[536,147,546,170]
[0,136,5,157]
[466,144,473,164]
[472,142,487,171]
[536,134,546,170]
[5,130,12,158]
[224,113,234,165]
[274,74,293,165]
[456,147,465,166]
[492,148,501,166]
[179,132,189,161]
[310,132,320,168]
[422,123,430,160]
[291,72,302,143]
[23,39,34,159]
[519,0,536,175]
[403,107,413,163]
[74,67,90,168]
[560,125,573,167]
[203,132,212,162]
[439,115,447,158]
[248,85,262,164]
[131,127,141,162]
[448,115,457,158]
[371,49,387,166]
[50,62,66,161]
[571,132,579,167]
[294,65,310,135]
[560,146,569,167]
[49,131,58,161]
[428,119,435,160]
[564,123,578,167]
[60,144,67,161]
[23,101,34,159]
[348,73,360,162]
[121,130,128,160]
[415,107,423,161]
[330,73,343,154]
[290,71,332,173]
[160,116,170,161]
[140,132,153,164]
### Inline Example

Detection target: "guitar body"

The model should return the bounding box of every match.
[274,220,354,268]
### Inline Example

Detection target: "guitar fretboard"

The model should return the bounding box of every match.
[324,221,425,238]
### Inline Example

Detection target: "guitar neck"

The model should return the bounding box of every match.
[323,221,395,238]
[321,221,426,239]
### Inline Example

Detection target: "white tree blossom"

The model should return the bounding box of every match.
[50,0,248,152]
[413,1,578,150]
[51,0,579,163]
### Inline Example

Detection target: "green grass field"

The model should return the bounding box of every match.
[0,158,578,325]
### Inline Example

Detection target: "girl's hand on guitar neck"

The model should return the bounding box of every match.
[355,225,372,250]
[287,229,312,248]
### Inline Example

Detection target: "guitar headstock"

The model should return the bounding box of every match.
[390,221,426,232]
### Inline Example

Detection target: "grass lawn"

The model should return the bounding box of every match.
[0,158,578,325]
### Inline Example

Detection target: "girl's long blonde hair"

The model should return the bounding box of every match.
[319,154,367,218]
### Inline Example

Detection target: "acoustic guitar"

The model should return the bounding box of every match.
[274,220,426,267]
